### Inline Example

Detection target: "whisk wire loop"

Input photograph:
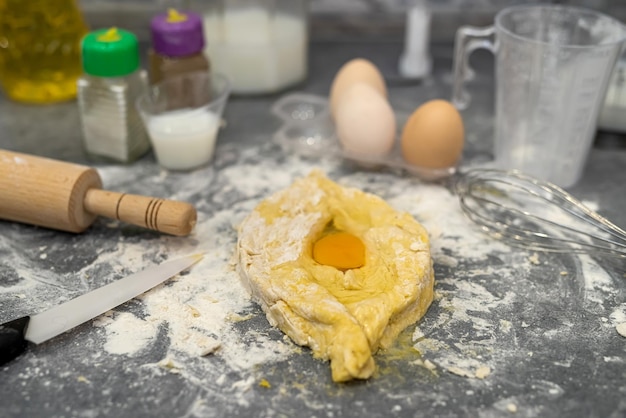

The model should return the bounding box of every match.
[455,168,626,259]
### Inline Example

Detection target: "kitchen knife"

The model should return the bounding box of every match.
[0,253,203,366]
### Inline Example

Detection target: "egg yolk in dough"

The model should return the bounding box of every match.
[312,232,365,270]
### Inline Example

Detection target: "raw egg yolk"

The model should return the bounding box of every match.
[312,232,365,270]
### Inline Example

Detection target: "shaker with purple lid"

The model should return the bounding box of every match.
[148,9,210,85]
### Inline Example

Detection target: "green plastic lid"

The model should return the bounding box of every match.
[81,28,140,77]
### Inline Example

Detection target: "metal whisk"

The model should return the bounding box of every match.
[454,168,626,259]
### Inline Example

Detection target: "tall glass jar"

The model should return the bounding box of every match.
[191,0,309,95]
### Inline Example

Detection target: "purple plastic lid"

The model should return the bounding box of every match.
[151,10,205,57]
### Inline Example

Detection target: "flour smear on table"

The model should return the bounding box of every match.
[2,142,624,413]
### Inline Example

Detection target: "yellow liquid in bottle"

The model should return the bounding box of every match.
[0,0,88,104]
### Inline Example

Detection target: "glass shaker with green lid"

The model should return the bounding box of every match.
[77,27,150,163]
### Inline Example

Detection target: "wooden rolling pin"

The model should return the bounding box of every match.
[0,149,197,236]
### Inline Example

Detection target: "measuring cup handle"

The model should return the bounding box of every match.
[451,25,496,110]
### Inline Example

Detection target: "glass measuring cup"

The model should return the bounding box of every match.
[452,5,625,188]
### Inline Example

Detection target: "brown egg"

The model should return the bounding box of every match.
[329,58,387,118]
[401,100,464,169]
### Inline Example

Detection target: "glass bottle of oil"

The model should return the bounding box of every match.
[0,0,88,104]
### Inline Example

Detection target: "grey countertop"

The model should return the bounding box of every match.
[1,40,625,418]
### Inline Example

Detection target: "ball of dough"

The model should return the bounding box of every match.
[236,170,435,382]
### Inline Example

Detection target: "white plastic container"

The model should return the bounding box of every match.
[194,0,308,95]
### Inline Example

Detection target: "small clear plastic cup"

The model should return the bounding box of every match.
[136,71,231,171]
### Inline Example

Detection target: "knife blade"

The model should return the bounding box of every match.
[0,253,203,366]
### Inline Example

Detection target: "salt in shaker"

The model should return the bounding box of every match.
[77,28,150,163]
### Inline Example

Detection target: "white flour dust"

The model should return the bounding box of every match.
[335,167,624,387]
[94,312,159,355]
[6,142,620,410]
[87,201,297,372]
[610,305,626,338]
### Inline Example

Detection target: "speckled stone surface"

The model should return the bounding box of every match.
[0,41,625,418]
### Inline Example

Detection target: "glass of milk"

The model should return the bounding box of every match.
[192,0,309,95]
[136,71,231,171]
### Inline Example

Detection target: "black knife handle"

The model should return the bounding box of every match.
[0,316,30,366]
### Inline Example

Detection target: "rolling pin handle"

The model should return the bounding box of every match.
[83,189,197,236]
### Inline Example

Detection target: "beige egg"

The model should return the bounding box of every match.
[401,99,464,169]
[329,58,387,118]
[334,83,396,157]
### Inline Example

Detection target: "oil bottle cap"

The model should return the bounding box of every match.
[151,9,205,57]
[81,28,140,77]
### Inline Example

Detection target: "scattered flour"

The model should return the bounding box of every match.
[94,312,159,355]
[89,151,624,392]
[610,305,626,338]
[1,140,623,415]
[91,207,296,372]
[506,403,518,413]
